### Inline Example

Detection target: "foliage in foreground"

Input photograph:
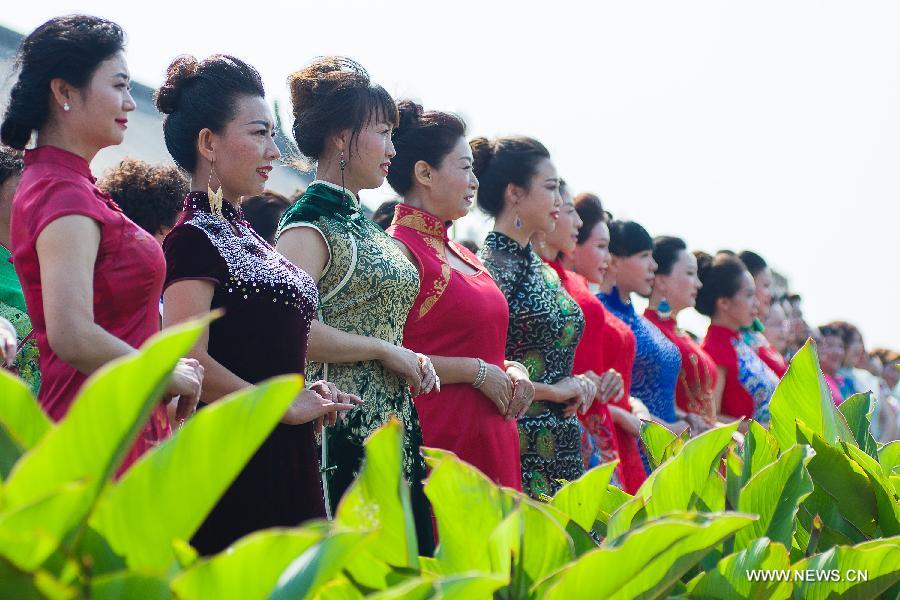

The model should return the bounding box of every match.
[0,328,898,599]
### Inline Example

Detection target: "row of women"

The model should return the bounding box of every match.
[0,15,792,555]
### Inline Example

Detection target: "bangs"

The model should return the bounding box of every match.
[366,84,399,127]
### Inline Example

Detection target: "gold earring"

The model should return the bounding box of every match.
[207,162,223,218]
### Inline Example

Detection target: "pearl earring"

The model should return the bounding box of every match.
[63,102,70,112]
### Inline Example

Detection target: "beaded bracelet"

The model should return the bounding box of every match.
[473,358,487,388]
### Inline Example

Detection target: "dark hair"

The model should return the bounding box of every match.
[1,15,125,149]
[825,320,861,347]
[738,250,768,277]
[559,178,571,202]
[574,192,610,245]
[287,57,398,162]
[387,100,466,196]
[241,191,291,244]
[817,324,844,340]
[470,135,550,217]
[372,199,399,231]
[653,236,688,275]
[0,147,24,185]
[694,251,748,317]
[459,239,480,254]
[608,220,653,257]
[97,158,187,236]
[155,54,265,172]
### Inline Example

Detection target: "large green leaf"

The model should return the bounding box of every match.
[839,393,879,459]
[741,421,779,485]
[685,537,792,600]
[266,530,371,600]
[0,370,52,479]
[334,419,418,569]
[3,318,207,510]
[312,578,364,600]
[551,462,618,532]
[879,441,900,476]
[792,537,900,599]
[769,340,853,452]
[0,481,91,570]
[0,557,76,600]
[605,494,648,541]
[422,447,507,574]
[735,445,815,551]
[725,446,743,510]
[537,512,756,600]
[90,375,302,570]
[640,421,676,470]
[171,527,325,600]
[594,484,632,528]
[842,442,900,536]
[90,572,170,600]
[435,573,508,598]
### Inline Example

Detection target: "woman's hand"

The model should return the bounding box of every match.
[586,369,624,404]
[505,363,534,420]
[282,380,362,431]
[0,317,16,367]
[561,375,597,418]
[379,344,438,397]
[684,412,710,435]
[478,362,513,416]
[609,404,643,437]
[167,358,205,426]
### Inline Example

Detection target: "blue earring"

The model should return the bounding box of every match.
[514,211,522,229]
[658,298,672,319]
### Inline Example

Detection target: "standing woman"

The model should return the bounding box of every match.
[275,58,437,551]
[645,236,717,431]
[1,16,202,471]
[599,221,687,435]
[385,101,532,490]
[533,184,624,483]
[739,250,788,378]
[158,54,358,555]
[697,252,778,427]
[474,135,595,500]
[572,194,646,493]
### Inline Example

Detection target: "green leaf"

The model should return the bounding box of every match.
[311,577,364,600]
[769,340,854,452]
[842,442,900,536]
[0,557,77,600]
[538,512,757,600]
[0,370,52,479]
[725,446,743,510]
[792,537,900,599]
[516,497,575,588]
[551,462,618,532]
[3,318,207,510]
[435,573,508,599]
[640,421,676,469]
[335,419,418,569]
[366,577,433,600]
[422,447,507,574]
[0,481,91,570]
[685,537,792,600]
[171,527,325,600]
[839,393,879,459]
[605,495,647,541]
[90,572,170,600]
[267,530,371,600]
[594,484,632,527]
[741,421,779,485]
[879,441,900,476]
[735,445,815,551]
[90,375,302,570]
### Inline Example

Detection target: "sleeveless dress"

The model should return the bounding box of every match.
[388,204,521,489]
[480,232,586,499]
[277,181,434,553]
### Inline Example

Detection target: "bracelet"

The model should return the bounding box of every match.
[505,360,529,378]
[473,358,487,389]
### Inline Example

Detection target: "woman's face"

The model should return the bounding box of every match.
[819,334,845,375]
[717,271,757,328]
[763,301,788,353]
[614,249,657,297]
[573,221,611,284]
[543,193,582,257]
[844,332,864,368]
[654,250,701,313]
[512,158,561,235]
[66,51,135,151]
[754,267,774,320]
[210,95,281,200]
[346,117,396,192]
[426,136,478,222]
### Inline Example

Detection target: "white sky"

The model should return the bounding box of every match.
[4,1,899,348]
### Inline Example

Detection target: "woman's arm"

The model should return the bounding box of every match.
[162,279,250,403]
[37,215,138,371]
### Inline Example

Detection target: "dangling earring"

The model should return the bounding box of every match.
[339,150,347,201]
[658,297,673,319]
[63,102,70,112]
[207,161,224,218]
[514,204,522,230]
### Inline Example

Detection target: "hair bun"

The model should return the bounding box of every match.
[155,55,200,114]
[694,250,714,276]
[470,136,494,179]
[393,99,423,139]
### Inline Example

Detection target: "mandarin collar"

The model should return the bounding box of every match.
[645,308,677,332]
[391,203,450,240]
[308,179,360,209]
[25,145,94,182]
[182,191,243,222]
[599,285,634,316]
[485,231,532,258]
[707,323,740,340]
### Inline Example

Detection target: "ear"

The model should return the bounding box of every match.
[608,254,622,275]
[413,160,432,188]
[48,78,75,111]
[715,296,731,316]
[329,129,350,155]
[653,274,669,296]
[197,128,216,163]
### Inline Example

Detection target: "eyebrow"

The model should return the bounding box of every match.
[113,72,129,80]
[545,177,560,183]
[245,120,273,127]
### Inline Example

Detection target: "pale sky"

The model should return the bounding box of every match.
[4,1,899,348]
